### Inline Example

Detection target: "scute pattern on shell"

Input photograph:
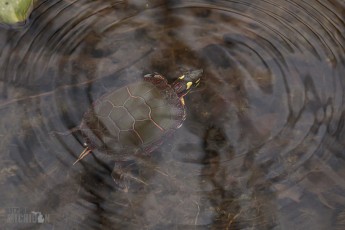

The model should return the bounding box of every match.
[79,75,185,159]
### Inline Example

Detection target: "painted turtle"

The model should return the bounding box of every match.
[72,69,203,188]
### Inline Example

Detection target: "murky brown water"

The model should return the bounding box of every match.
[0,0,344,229]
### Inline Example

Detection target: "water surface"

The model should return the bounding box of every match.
[0,0,344,229]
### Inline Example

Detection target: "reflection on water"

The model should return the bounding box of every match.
[0,0,344,229]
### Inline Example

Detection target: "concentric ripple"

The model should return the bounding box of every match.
[0,0,344,229]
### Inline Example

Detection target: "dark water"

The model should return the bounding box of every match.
[0,0,344,229]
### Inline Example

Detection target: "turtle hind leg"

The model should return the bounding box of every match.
[111,161,148,191]
[49,126,81,136]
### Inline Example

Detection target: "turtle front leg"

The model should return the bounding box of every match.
[111,161,148,191]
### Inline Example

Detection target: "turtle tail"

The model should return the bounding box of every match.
[73,147,92,165]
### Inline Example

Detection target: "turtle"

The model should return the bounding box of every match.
[69,69,203,188]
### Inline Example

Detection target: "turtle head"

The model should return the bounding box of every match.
[173,69,203,98]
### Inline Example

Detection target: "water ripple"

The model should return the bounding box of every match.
[0,0,344,229]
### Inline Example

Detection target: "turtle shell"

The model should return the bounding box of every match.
[79,74,186,159]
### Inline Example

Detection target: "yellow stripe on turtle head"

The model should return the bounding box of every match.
[179,75,185,80]
[180,97,185,106]
[186,82,193,90]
